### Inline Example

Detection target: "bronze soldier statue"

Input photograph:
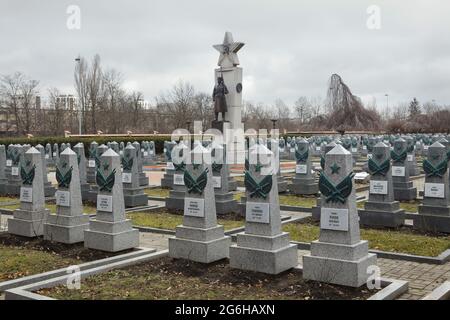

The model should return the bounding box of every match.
[212,77,229,121]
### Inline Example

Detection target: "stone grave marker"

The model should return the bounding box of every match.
[291,138,318,195]
[303,144,377,287]
[414,141,450,233]
[44,147,89,243]
[122,144,148,207]
[8,147,50,237]
[169,144,231,263]
[230,143,298,274]
[359,142,405,227]
[84,149,139,252]
[391,138,417,201]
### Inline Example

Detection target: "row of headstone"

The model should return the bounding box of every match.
[7,146,139,252]
[169,142,377,287]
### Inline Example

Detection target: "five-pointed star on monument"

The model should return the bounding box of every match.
[213,32,245,67]
[330,163,341,174]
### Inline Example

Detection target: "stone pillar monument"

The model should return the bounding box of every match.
[359,142,405,228]
[291,138,318,195]
[391,138,417,201]
[73,142,91,200]
[211,32,244,132]
[0,145,7,195]
[230,144,298,274]
[303,144,377,287]
[35,144,56,197]
[8,147,50,237]
[44,148,89,243]
[166,141,189,211]
[414,141,450,233]
[122,144,148,207]
[84,149,139,252]
[169,144,231,263]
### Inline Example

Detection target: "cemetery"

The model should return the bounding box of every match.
[2,2,450,307]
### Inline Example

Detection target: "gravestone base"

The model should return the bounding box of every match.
[84,219,139,252]
[165,190,185,211]
[359,201,405,228]
[44,182,56,197]
[86,168,96,184]
[4,184,21,196]
[215,192,238,214]
[311,197,321,221]
[229,232,298,275]
[290,177,319,195]
[44,215,90,244]
[393,181,417,201]
[228,177,237,191]
[169,225,231,263]
[409,167,420,176]
[85,187,99,203]
[161,170,174,188]
[8,209,50,237]
[413,214,450,233]
[358,209,405,228]
[303,240,377,287]
[81,184,91,201]
[123,187,148,207]
[139,173,149,187]
[277,179,288,193]
[418,204,450,216]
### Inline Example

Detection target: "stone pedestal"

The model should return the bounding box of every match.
[36,144,56,197]
[161,141,176,188]
[5,145,24,196]
[8,147,50,237]
[44,148,89,243]
[359,142,405,228]
[230,144,298,274]
[213,144,238,214]
[86,141,98,184]
[165,142,189,211]
[169,144,230,263]
[122,145,148,208]
[414,141,450,233]
[303,144,377,287]
[392,138,417,201]
[84,149,139,252]
[290,138,318,195]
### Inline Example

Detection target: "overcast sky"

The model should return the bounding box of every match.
[1,0,449,110]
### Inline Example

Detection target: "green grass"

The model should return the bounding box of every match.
[0,245,79,282]
[357,200,419,212]
[144,188,169,198]
[234,192,316,208]
[0,196,19,204]
[0,203,96,214]
[283,222,450,257]
[127,210,244,231]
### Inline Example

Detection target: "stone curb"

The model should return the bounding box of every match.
[0,247,156,292]
[3,249,168,300]
[293,265,408,300]
[422,281,450,300]
[4,249,406,300]
[0,204,159,216]
[134,214,299,236]
[292,241,450,265]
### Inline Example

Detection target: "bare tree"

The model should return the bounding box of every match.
[0,72,23,133]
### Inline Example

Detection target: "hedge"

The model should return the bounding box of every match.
[0,135,173,155]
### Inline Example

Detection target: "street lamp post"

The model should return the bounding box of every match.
[75,57,82,135]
